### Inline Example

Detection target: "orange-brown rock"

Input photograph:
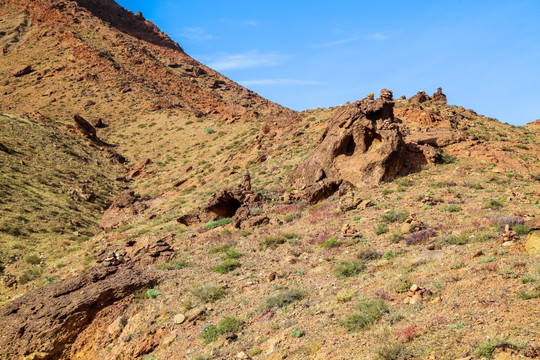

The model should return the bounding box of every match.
[431,87,447,104]
[406,128,466,148]
[0,265,160,360]
[288,89,431,190]
[409,91,430,103]
[99,190,150,230]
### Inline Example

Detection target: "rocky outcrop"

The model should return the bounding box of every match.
[0,142,9,153]
[0,265,160,360]
[288,90,432,191]
[73,114,108,145]
[13,64,33,77]
[178,172,266,228]
[431,87,447,104]
[99,190,151,230]
[406,128,466,148]
[128,158,156,179]
[409,91,430,103]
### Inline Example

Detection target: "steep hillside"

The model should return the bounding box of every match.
[0,0,539,360]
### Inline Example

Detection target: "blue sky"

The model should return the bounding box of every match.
[116,0,540,125]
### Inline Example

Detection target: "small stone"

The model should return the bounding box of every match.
[410,294,422,305]
[237,351,251,359]
[502,241,514,247]
[173,313,185,324]
[186,307,205,322]
[400,223,412,234]
[121,335,131,342]
[224,332,238,341]
[268,272,277,282]
[410,284,419,292]
[403,297,411,304]
[162,334,177,346]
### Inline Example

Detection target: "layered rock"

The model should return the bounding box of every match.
[99,190,151,230]
[0,266,160,360]
[431,87,447,104]
[288,90,432,192]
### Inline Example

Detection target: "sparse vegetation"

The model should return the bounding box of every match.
[264,288,305,309]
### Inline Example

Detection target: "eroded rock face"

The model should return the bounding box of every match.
[0,266,160,360]
[177,172,266,228]
[99,190,151,230]
[431,87,447,104]
[409,91,430,103]
[288,90,429,190]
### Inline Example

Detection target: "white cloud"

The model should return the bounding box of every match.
[239,79,323,86]
[367,32,391,41]
[180,27,213,41]
[207,51,288,71]
[309,37,358,48]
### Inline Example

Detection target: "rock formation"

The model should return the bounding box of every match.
[177,172,266,228]
[288,90,432,195]
[99,190,151,230]
[431,87,447,104]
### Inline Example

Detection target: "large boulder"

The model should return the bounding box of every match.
[525,231,540,255]
[99,190,151,230]
[0,265,160,360]
[288,89,430,190]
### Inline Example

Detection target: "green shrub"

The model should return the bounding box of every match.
[441,205,461,213]
[25,255,41,265]
[212,259,241,274]
[440,152,456,164]
[204,218,232,230]
[264,288,305,309]
[375,223,389,235]
[320,236,341,248]
[335,260,365,278]
[209,244,233,254]
[513,224,530,236]
[382,251,396,260]
[390,232,404,243]
[155,259,188,270]
[289,327,304,338]
[191,285,226,303]
[375,342,409,360]
[380,209,409,224]
[340,297,388,331]
[260,236,286,250]
[201,316,243,343]
[146,288,161,299]
[204,126,215,134]
[438,234,469,246]
[18,267,42,285]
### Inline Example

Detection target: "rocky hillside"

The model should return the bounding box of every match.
[0,0,539,359]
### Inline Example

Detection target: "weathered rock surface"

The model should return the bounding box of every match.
[406,128,466,147]
[525,230,540,255]
[178,172,266,228]
[128,158,155,179]
[409,91,430,103]
[0,142,9,153]
[99,190,151,230]
[288,89,432,191]
[13,64,33,77]
[73,114,107,145]
[0,266,160,360]
[431,87,447,104]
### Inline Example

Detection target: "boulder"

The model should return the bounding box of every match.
[288,89,431,190]
[525,231,540,255]
[431,87,447,104]
[73,114,97,139]
[13,64,33,77]
[0,266,160,360]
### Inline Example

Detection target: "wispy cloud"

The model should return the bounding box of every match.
[239,79,323,86]
[179,27,213,41]
[207,51,288,71]
[367,32,391,41]
[309,37,358,48]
